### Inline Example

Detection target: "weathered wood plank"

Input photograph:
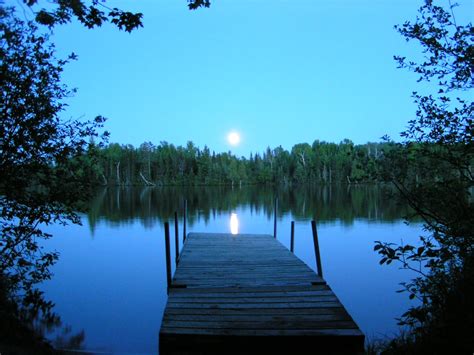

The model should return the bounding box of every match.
[169,284,330,293]
[166,301,344,309]
[180,281,322,288]
[167,295,339,304]
[164,307,350,316]
[161,320,359,330]
[170,291,335,298]
[173,276,317,282]
[161,327,364,337]
[163,313,352,322]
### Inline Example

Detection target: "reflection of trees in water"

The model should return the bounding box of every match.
[50,326,85,353]
[287,185,411,225]
[86,185,413,232]
[0,311,87,354]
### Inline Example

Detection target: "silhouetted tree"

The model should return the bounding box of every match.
[0,6,108,351]
[17,0,211,32]
[375,1,473,353]
[17,0,142,32]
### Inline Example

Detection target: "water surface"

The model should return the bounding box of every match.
[43,185,422,354]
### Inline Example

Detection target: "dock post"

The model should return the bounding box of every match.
[311,220,323,277]
[183,199,187,243]
[273,197,278,238]
[164,222,172,294]
[174,211,179,266]
[290,221,295,253]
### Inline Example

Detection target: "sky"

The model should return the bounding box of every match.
[13,0,473,157]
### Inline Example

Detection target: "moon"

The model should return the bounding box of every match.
[227,131,241,146]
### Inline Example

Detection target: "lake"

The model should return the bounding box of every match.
[42,185,422,354]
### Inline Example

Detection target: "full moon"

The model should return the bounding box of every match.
[227,131,240,146]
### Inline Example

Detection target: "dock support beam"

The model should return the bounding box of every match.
[311,220,323,278]
[164,222,172,294]
[183,199,187,243]
[174,211,179,266]
[273,198,278,238]
[290,221,295,253]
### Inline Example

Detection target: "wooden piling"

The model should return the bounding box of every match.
[311,220,323,278]
[164,222,172,294]
[273,198,278,238]
[174,211,179,266]
[290,221,295,253]
[183,199,187,243]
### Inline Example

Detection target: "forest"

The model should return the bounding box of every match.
[92,139,401,186]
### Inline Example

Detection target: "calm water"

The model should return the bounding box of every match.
[42,185,422,354]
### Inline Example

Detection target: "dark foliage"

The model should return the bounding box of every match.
[0,6,106,350]
[23,0,143,32]
[21,0,212,31]
[188,0,211,10]
[374,1,473,353]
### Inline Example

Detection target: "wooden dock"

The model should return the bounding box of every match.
[159,232,364,354]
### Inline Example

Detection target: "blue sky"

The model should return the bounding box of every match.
[24,0,473,156]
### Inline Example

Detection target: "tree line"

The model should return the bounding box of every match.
[92,139,401,186]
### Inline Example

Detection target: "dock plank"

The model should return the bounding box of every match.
[159,233,364,354]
